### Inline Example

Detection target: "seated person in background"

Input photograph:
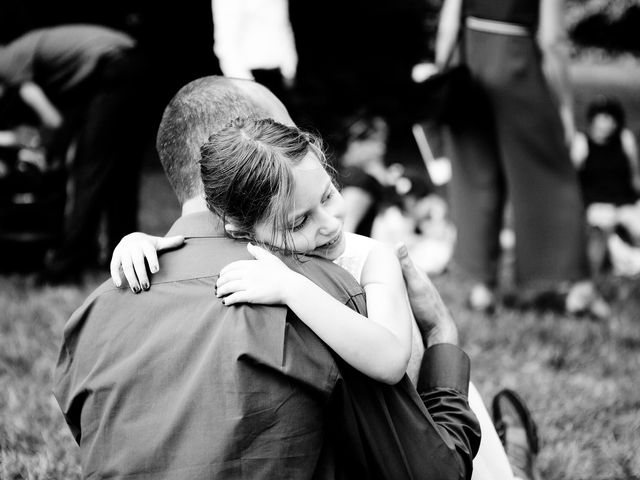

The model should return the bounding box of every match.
[571,95,640,276]
[572,95,640,209]
[338,113,393,236]
[375,164,456,276]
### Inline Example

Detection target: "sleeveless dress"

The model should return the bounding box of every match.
[446,0,588,289]
[335,233,515,479]
[579,135,638,207]
[333,232,425,383]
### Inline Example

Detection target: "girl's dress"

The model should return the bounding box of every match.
[579,135,639,207]
[334,232,425,382]
[335,232,516,479]
[447,0,588,289]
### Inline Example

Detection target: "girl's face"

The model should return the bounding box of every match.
[253,151,347,261]
[589,113,618,144]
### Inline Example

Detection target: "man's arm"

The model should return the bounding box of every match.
[328,245,480,480]
[397,243,480,478]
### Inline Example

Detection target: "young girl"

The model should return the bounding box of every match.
[571,96,640,277]
[111,116,518,478]
[112,117,422,385]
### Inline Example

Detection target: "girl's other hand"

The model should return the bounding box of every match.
[216,244,296,306]
[110,233,185,292]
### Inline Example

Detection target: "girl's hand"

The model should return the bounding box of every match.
[110,233,185,292]
[216,244,296,306]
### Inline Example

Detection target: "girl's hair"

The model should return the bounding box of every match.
[200,117,328,253]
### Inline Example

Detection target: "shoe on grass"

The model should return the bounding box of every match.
[492,388,541,480]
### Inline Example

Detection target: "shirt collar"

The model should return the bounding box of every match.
[166,211,227,238]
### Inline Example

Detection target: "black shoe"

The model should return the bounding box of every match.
[492,388,541,480]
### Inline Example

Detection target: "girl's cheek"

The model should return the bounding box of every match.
[291,233,313,254]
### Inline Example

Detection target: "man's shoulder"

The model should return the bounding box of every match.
[284,254,365,306]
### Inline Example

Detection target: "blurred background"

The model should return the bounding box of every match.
[1,1,639,479]
[1,0,640,275]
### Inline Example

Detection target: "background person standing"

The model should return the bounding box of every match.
[429,0,609,317]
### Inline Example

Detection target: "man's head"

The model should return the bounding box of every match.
[156,76,293,206]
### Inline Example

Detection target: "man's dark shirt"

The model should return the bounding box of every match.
[54,211,479,479]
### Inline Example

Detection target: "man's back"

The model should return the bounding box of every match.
[54,212,366,479]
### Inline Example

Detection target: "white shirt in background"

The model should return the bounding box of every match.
[212,0,298,82]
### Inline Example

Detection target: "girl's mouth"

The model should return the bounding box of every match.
[319,232,342,249]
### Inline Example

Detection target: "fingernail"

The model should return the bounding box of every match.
[151,265,159,273]
[132,286,140,294]
[142,282,149,291]
[221,298,225,305]
[114,280,121,288]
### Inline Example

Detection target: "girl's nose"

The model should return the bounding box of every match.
[318,209,342,236]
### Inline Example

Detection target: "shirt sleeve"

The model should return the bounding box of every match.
[328,344,481,480]
[0,33,38,85]
[416,344,480,479]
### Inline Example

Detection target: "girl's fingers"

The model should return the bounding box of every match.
[156,235,185,252]
[131,249,150,291]
[220,291,252,306]
[217,267,250,287]
[110,251,124,288]
[121,255,141,293]
[216,279,246,297]
[141,242,160,277]
[219,260,257,276]
[247,243,272,260]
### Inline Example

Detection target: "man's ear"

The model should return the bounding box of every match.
[224,223,251,240]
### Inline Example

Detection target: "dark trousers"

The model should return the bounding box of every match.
[446,28,588,290]
[51,50,149,269]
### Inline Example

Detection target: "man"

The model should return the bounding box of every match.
[55,76,480,479]
[0,24,149,280]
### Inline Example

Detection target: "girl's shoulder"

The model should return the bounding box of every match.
[336,233,399,284]
[335,233,381,283]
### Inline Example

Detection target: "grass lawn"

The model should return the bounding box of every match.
[1,58,640,479]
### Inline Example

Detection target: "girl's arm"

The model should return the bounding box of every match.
[621,128,640,194]
[110,232,185,292]
[217,244,413,384]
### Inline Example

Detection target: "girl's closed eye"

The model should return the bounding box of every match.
[322,185,336,204]
[292,215,308,232]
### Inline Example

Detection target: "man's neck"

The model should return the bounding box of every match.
[181,196,209,216]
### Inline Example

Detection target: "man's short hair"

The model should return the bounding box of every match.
[156,76,274,205]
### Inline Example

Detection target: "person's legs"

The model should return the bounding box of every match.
[445,94,505,309]
[44,50,147,278]
[473,31,593,312]
[103,53,150,254]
